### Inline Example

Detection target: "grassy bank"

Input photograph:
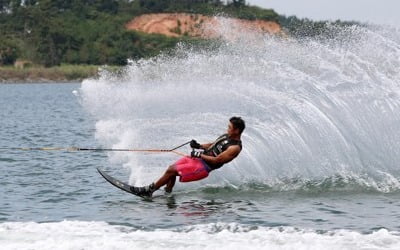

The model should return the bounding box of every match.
[0,64,111,83]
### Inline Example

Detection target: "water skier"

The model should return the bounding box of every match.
[132,117,245,197]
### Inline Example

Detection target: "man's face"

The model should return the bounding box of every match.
[227,122,238,136]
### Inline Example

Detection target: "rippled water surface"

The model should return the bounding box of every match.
[1,83,400,233]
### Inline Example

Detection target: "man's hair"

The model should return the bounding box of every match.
[230,117,245,134]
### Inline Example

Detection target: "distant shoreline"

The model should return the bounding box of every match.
[0,80,83,84]
[0,65,109,84]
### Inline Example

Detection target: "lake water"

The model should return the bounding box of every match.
[1,21,400,249]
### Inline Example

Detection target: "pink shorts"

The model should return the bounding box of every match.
[174,157,210,182]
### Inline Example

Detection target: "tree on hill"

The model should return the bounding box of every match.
[0,0,280,67]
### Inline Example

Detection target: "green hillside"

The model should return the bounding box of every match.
[0,0,279,67]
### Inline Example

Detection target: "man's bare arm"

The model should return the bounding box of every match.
[200,143,213,150]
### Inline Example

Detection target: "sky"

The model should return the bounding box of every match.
[247,0,400,26]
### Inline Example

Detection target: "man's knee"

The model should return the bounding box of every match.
[166,165,177,175]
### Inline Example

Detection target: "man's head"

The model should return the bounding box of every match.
[228,117,245,136]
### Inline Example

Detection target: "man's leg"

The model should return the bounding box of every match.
[165,175,176,193]
[154,165,178,190]
[132,165,178,198]
[133,157,208,197]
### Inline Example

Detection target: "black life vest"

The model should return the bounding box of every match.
[203,134,242,169]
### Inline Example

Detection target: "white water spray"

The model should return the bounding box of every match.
[80,18,400,191]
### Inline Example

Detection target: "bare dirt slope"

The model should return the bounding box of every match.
[126,13,281,38]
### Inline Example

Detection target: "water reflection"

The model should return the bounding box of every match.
[165,197,233,218]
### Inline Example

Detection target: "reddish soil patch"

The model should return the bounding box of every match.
[126,13,281,38]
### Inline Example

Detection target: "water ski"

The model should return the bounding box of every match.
[97,168,151,199]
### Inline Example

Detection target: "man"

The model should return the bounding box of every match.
[132,117,245,198]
